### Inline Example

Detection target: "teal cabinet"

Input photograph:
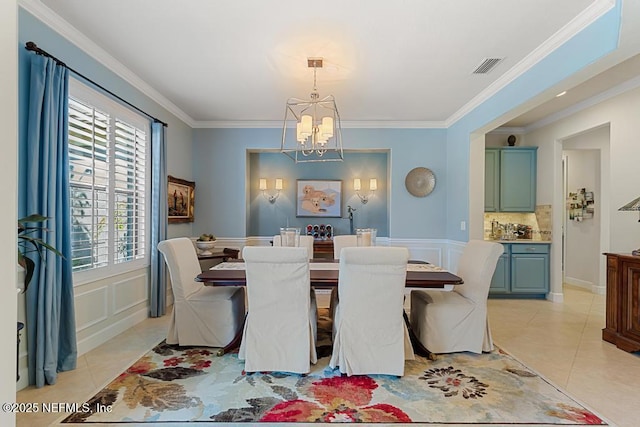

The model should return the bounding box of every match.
[489,252,509,293]
[489,242,549,297]
[485,147,537,212]
[484,149,500,212]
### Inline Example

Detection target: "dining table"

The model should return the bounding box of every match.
[196,258,463,358]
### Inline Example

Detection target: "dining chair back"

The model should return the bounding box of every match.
[410,240,503,354]
[332,235,358,259]
[239,246,317,374]
[329,246,414,376]
[157,237,245,347]
[273,234,314,260]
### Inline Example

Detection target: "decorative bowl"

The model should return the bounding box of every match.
[196,240,216,255]
[405,167,436,197]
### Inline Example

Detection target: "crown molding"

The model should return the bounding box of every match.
[18,0,447,131]
[192,120,447,129]
[19,0,615,133]
[487,127,526,135]
[444,0,615,128]
[18,0,196,128]
[523,74,640,133]
[191,121,281,129]
[341,120,447,129]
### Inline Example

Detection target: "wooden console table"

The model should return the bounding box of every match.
[313,239,334,259]
[602,252,640,352]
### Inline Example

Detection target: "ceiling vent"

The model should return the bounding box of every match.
[472,58,503,74]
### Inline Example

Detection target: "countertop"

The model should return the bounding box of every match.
[485,239,551,244]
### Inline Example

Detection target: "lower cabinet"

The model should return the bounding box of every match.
[489,242,550,297]
[602,253,640,352]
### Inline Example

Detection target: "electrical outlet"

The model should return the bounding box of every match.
[460,221,466,231]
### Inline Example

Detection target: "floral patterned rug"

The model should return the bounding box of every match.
[61,314,606,425]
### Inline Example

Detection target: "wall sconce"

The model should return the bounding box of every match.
[259,178,283,203]
[354,178,377,204]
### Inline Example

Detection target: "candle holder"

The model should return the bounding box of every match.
[356,228,377,246]
[279,227,300,247]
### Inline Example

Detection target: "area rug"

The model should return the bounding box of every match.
[61,314,606,425]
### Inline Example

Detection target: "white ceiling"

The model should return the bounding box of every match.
[26,0,639,128]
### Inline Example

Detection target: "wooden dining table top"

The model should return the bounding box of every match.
[196,259,463,289]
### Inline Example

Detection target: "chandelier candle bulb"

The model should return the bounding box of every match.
[280,57,344,162]
[301,115,313,136]
[296,123,306,142]
[322,117,334,137]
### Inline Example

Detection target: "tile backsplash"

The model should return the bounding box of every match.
[484,205,552,241]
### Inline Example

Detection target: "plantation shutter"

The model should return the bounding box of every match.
[68,81,148,273]
[113,119,146,263]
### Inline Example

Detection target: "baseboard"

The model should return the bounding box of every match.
[547,291,564,303]
[16,309,148,390]
[16,364,28,391]
[76,307,148,356]
[564,276,604,294]
[564,276,593,290]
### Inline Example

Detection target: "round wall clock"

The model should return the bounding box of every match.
[405,167,436,197]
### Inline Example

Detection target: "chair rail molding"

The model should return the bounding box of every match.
[222,237,466,273]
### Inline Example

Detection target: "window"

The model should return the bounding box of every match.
[68,79,149,276]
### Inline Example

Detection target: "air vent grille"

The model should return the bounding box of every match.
[472,58,503,74]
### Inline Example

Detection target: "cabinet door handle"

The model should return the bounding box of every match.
[526,247,535,252]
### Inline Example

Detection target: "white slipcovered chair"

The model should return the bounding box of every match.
[329,235,358,318]
[410,240,503,354]
[329,247,415,377]
[239,246,318,374]
[332,235,358,259]
[157,237,246,348]
[273,234,314,260]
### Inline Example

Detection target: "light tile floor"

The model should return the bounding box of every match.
[16,285,640,426]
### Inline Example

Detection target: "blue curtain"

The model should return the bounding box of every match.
[24,55,77,387]
[150,122,168,317]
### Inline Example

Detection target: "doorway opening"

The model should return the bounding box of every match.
[558,125,609,295]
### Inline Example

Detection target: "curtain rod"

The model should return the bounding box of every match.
[25,41,168,127]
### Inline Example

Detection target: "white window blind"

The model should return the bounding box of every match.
[68,79,149,275]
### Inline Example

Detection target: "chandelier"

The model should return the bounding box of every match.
[281,58,343,162]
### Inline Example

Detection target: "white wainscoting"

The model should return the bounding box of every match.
[16,269,28,391]
[17,237,468,391]
[215,237,468,310]
[74,268,150,356]
[75,286,109,332]
[215,237,466,271]
[16,267,151,391]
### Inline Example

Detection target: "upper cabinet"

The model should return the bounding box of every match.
[485,147,537,212]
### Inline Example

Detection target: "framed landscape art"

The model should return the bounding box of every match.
[296,179,342,217]
[168,175,195,223]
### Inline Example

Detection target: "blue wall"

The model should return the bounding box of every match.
[18,8,194,217]
[193,128,448,238]
[248,151,388,237]
[19,2,623,244]
[445,1,621,241]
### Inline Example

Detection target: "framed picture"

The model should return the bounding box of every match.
[168,175,195,223]
[296,179,342,217]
